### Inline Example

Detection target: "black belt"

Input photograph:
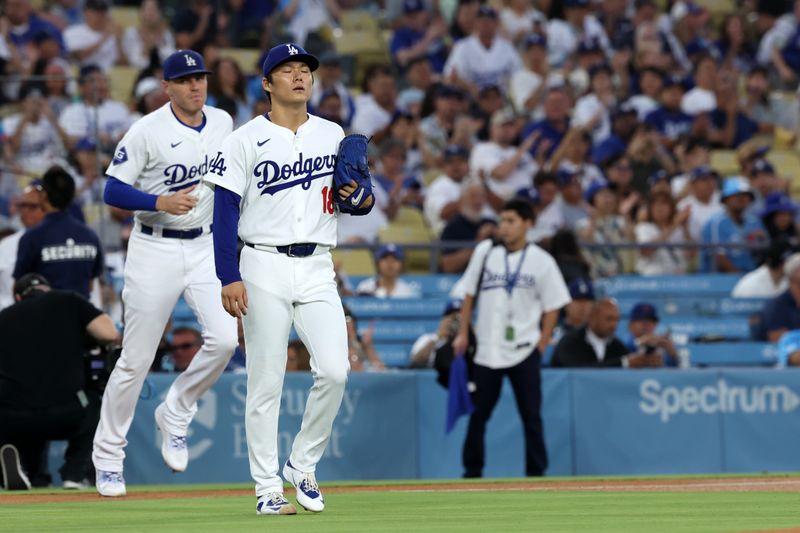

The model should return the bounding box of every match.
[245,242,317,257]
[140,224,211,239]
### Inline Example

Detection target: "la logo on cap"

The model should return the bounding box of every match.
[184,54,197,67]
[287,44,298,55]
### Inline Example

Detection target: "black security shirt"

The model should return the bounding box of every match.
[0,290,101,408]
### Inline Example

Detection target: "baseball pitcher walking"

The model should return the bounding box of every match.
[206,43,374,516]
[92,50,237,497]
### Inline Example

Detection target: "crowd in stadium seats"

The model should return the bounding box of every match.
[6,0,800,373]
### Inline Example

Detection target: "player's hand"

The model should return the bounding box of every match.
[156,185,199,215]
[338,180,358,200]
[221,281,248,318]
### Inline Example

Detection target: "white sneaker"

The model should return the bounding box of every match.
[96,470,126,497]
[256,492,297,515]
[63,479,90,490]
[282,460,324,512]
[154,403,188,472]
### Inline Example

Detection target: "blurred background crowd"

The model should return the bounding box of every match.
[4,0,800,372]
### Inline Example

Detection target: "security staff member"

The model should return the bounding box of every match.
[14,166,104,300]
[0,274,118,489]
[453,199,570,478]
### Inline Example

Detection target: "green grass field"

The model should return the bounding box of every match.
[2,477,800,533]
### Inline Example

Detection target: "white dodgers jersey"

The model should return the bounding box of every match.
[106,103,233,229]
[205,113,345,246]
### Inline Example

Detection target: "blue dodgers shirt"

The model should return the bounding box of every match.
[522,118,569,160]
[644,107,694,140]
[13,210,103,299]
[390,27,447,73]
[777,329,800,367]
[762,293,800,343]
[700,210,767,272]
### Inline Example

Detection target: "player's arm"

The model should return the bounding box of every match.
[104,177,198,215]
[212,185,247,318]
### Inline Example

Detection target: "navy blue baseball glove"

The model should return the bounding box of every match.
[333,134,374,215]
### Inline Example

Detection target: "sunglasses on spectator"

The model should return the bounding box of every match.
[17,202,42,210]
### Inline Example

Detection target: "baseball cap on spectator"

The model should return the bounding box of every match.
[577,39,602,55]
[685,1,706,15]
[523,33,547,49]
[588,63,613,79]
[32,28,59,44]
[477,5,498,18]
[78,64,103,83]
[376,243,404,261]
[75,137,97,152]
[443,144,469,161]
[568,277,595,300]
[403,0,426,13]
[761,192,798,217]
[13,273,50,299]
[630,302,659,322]
[584,180,611,204]
[648,169,672,186]
[163,50,212,80]
[662,75,686,90]
[491,108,516,126]
[565,0,590,8]
[592,142,625,167]
[611,101,637,120]
[85,0,110,11]
[134,77,161,100]
[479,83,502,97]
[690,165,718,181]
[397,88,425,111]
[515,186,540,204]
[751,159,775,175]
[720,177,755,201]
[318,50,342,66]
[262,43,319,77]
[635,0,657,8]
[443,299,463,316]
[437,84,464,99]
[556,168,581,187]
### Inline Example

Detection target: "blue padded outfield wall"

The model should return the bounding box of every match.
[50,369,800,484]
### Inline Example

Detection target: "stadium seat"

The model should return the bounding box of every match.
[110,6,139,28]
[339,10,380,33]
[343,296,450,319]
[372,343,414,367]
[614,296,768,318]
[766,150,800,194]
[358,319,435,343]
[682,342,777,367]
[218,48,261,75]
[378,212,435,273]
[332,248,377,276]
[595,274,742,298]
[617,317,752,343]
[709,150,739,176]
[109,65,139,103]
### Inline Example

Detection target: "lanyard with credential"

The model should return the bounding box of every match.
[503,245,528,342]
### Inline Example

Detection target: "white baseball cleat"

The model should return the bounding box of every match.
[96,470,126,497]
[0,444,31,490]
[154,403,188,472]
[282,460,324,512]
[256,492,297,515]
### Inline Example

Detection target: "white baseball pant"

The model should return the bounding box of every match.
[240,245,349,497]
[93,230,237,472]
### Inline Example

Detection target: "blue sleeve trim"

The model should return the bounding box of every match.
[213,186,242,286]
[104,177,159,211]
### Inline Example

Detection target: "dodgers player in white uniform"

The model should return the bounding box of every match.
[453,198,570,478]
[206,43,374,516]
[92,50,237,497]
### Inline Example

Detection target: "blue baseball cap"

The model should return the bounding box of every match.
[262,43,319,78]
[376,243,404,261]
[565,0,590,7]
[163,50,212,81]
[523,33,547,48]
[662,75,686,89]
[761,192,797,217]
[568,277,595,300]
[403,0,426,13]
[557,168,581,186]
[75,137,97,151]
[720,176,754,201]
[443,299,463,316]
[477,5,498,18]
[648,169,672,186]
[690,165,718,181]
[584,179,611,204]
[577,39,602,54]
[437,84,464,99]
[630,302,659,322]
[751,159,775,175]
[443,144,469,160]
[515,186,541,204]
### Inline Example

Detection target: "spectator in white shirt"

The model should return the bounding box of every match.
[509,33,550,117]
[309,51,355,129]
[443,6,522,98]
[546,0,612,68]
[351,64,397,140]
[681,53,717,116]
[470,108,539,210]
[732,240,791,298]
[122,0,176,70]
[573,63,617,144]
[499,0,547,45]
[58,64,132,152]
[419,84,465,162]
[676,165,723,242]
[424,145,471,236]
[355,244,421,299]
[635,191,692,275]
[0,184,45,310]
[63,0,125,72]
